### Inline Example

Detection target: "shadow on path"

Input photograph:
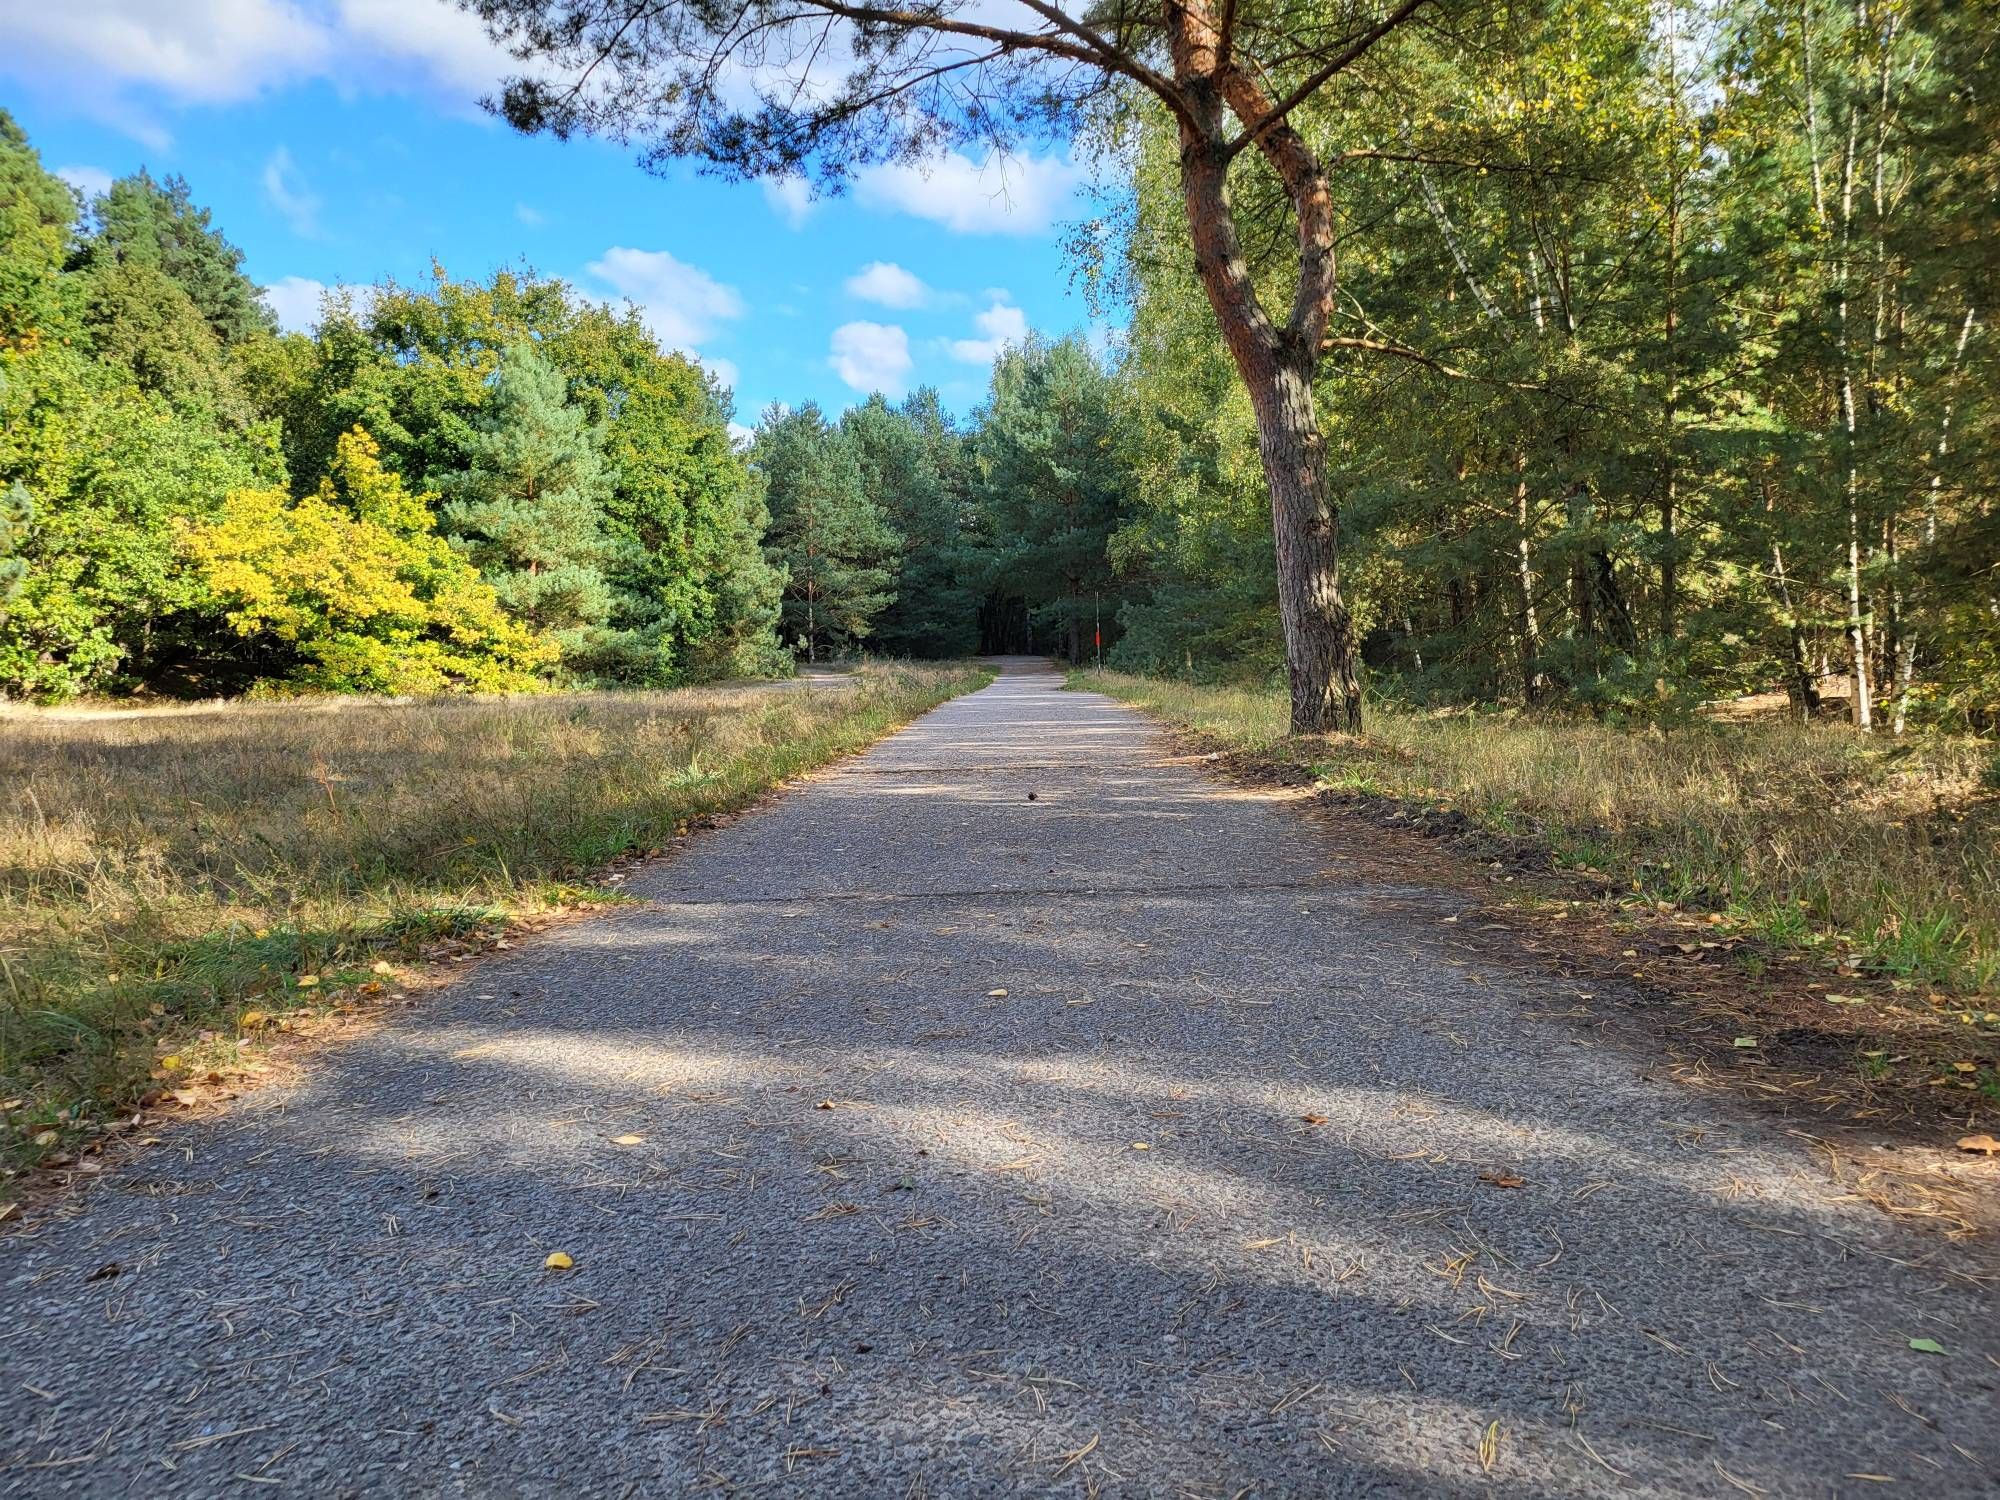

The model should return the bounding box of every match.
[3,662,1995,1497]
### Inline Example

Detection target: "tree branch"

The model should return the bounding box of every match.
[1009,0,1186,108]
[808,0,1188,115]
[1222,0,1434,159]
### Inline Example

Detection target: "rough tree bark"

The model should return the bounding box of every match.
[1166,0,1366,733]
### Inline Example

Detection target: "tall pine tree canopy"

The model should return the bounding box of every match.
[72,168,276,347]
[441,339,626,672]
[976,337,1130,666]
[754,403,900,663]
[841,391,979,658]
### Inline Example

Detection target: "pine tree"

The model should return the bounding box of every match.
[74,169,275,346]
[441,340,625,674]
[841,390,979,656]
[976,338,1129,665]
[755,404,899,662]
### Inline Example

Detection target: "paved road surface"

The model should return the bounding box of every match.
[4,661,1995,1496]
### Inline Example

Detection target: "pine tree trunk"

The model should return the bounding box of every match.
[1660,0,1683,642]
[1896,306,1978,733]
[1166,16,1361,736]
[1248,355,1362,732]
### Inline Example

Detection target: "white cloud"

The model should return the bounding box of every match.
[0,0,530,138]
[585,246,744,361]
[515,202,544,227]
[828,321,912,396]
[700,355,741,393]
[262,275,327,333]
[56,165,114,201]
[762,177,814,230]
[260,276,375,334]
[0,1,330,109]
[948,300,1030,364]
[843,261,930,310]
[262,146,322,238]
[727,421,756,448]
[855,151,1083,236]
[333,0,514,97]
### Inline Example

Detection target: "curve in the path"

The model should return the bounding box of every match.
[3,661,1994,1497]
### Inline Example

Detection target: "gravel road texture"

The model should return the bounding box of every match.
[3,659,1994,1497]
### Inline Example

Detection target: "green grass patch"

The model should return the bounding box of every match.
[1,664,989,1168]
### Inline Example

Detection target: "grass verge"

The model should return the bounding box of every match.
[1,662,989,1174]
[1073,671,2000,1029]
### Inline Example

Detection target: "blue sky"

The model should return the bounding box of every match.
[0,1,1116,431]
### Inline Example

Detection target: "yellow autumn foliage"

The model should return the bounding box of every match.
[183,427,557,694]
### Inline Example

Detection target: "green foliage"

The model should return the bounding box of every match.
[0,109,781,699]
[72,167,276,346]
[1094,0,2000,732]
[248,263,780,685]
[0,338,276,699]
[755,403,901,661]
[440,340,627,674]
[0,480,29,604]
[842,390,980,657]
[184,427,557,693]
[974,336,1131,664]
[79,258,254,424]
[0,109,80,356]
[558,300,786,681]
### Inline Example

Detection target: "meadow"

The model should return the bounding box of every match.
[0,663,987,1155]
[1077,671,2000,1009]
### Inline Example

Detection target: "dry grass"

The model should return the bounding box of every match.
[0,664,988,1149]
[1074,672,2000,1003]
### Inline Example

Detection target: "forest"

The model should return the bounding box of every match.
[2,0,1997,736]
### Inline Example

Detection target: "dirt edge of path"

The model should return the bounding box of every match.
[1107,707,2000,1240]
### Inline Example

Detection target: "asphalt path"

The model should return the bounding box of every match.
[3,659,1994,1497]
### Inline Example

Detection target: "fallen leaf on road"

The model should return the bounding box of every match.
[1478,1169,1526,1189]
[544,1251,574,1271]
[1956,1134,2000,1154]
[987,989,1009,998]
[294,975,319,988]
[238,1010,268,1029]
[1130,1142,1152,1150]
[1478,1420,1503,1473]
[1732,1037,1758,1048]
[1907,1337,1946,1355]
[1301,1114,1329,1126]
[610,1134,645,1146]
[815,1099,837,1110]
